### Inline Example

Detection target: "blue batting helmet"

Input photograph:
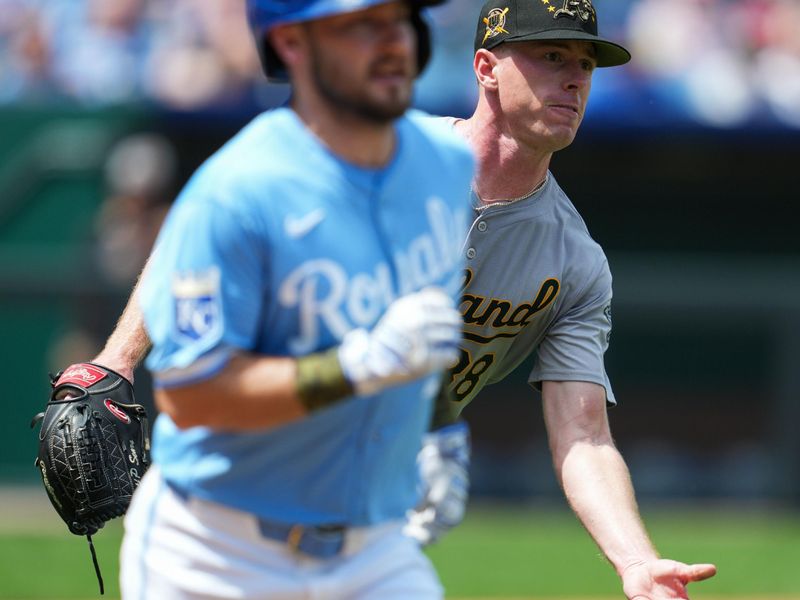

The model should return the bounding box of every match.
[246,0,446,82]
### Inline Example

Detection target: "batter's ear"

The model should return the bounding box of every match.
[269,24,307,75]
[474,48,499,91]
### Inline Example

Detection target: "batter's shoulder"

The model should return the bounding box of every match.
[182,109,319,202]
[210,108,310,176]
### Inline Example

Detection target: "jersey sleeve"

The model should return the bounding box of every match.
[139,187,268,388]
[527,258,616,404]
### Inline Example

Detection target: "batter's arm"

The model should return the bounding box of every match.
[542,380,716,599]
[157,287,462,431]
[155,352,306,430]
[92,259,154,382]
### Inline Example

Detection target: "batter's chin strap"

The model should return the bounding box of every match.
[86,534,104,595]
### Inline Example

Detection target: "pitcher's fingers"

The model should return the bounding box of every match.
[681,563,717,582]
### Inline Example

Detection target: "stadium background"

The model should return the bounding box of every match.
[1,0,799,598]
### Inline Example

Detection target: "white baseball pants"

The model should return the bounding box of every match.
[120,468,444,600]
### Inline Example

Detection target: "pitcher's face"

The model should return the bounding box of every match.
[494,39,596,152]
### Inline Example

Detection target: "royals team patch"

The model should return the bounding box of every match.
[171,267,222,343]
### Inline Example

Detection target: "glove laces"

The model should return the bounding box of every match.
[86,534,104,595]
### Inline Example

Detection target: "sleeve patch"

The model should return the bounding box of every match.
[171,267,223,344]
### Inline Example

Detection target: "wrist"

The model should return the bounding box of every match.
[88,355,135,383]
[620,559,646,577]
[295,346,354,411]
[618,553,660,578]
[92,347,141,376]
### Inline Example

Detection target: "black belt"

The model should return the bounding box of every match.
[166,482,346,559]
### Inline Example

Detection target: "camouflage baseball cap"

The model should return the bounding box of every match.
[474,0,631,67]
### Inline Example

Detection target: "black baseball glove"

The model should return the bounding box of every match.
[31,362,151,593]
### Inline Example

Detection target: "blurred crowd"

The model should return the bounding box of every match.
[2,0,800,126]
[624,0,800,127]
[0,0,261,109]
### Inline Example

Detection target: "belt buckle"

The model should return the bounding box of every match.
[287,524,304,553]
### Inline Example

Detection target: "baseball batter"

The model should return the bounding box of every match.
[116,2,475,599]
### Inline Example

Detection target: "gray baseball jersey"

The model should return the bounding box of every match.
[448,172,615,413]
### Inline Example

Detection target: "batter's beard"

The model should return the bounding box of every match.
[309,46,413,124]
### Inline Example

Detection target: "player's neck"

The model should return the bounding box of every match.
[292,97,396,168]
[455,114,551,204]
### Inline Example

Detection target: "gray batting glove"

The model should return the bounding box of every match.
[404,421,470,546]
[338,287,462,396]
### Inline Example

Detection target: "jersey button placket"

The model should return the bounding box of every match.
[477,221,487,232]
[466,247,476,259]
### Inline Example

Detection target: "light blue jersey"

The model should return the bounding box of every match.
[138,108,473,527]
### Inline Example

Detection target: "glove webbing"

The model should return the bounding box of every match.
[87,533,104,595]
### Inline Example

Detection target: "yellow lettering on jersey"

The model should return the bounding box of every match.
[461,277,560,329]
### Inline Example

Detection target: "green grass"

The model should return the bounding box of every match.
[0,522,124,599]
[2,502,800,599]
[429,504,800,598]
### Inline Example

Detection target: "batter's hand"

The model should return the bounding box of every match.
[338,287,462,396]
[404,421,470,545]
[622,559,717,599]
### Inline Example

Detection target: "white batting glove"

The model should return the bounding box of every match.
[404,421,470,546]
[338,287,462,396]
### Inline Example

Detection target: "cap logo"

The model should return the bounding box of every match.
[481,7,509,46]
[547,0,596,24]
